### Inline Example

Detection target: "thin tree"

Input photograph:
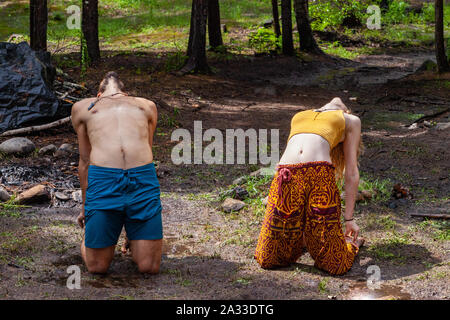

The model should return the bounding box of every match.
[293,0,322,54]
[82,0,100,65]
[281,0,294,55]
[271,0,281,38]
[30,0,48,51]
[208,0,223,50]
[187,0,196,56]
[180,0,210,74]
[435,0,450,72]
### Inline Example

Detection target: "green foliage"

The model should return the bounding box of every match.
[309,0,365,31]
[323,41,359,59]
[318,278,329,293]
[419,220,450,241]
[358,173,392,202]
[384,1,410,24]
[0,196,28,218]
[248,28,281,54]
[420,2,435,23]
[383,1,435,25]
[164,51,188,72]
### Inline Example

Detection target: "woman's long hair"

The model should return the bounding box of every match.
[330,109,364,182]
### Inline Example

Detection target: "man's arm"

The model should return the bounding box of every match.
[146,100,158,148]
[342,115,361,241]
[71,101,92,228]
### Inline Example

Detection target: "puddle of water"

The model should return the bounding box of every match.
[346,282,411,300]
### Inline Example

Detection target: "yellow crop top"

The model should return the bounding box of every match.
[287,109,345,149]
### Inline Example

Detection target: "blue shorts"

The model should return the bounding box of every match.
[84,162,163,248]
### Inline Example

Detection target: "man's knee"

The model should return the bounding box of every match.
[86,260,110,274]
[137,259,160,274]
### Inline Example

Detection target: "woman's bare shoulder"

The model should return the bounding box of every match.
[344,113,361,128]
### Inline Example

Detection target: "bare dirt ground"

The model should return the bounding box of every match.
[0,48,449,300]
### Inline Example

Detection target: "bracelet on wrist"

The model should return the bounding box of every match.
[345,218,354,222]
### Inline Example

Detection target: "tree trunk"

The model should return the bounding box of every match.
[187,0,196,56]
[208,0,223,50]
[82,0,100,65]
[180,0,209,74]
[293,0,322,54]
[271,0,281,38]
[30,0,48,51]
[435,0,450,72]
[281,0,294,55]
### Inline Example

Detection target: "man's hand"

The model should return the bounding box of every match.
[344,220,360,243]
[77,209,85,228]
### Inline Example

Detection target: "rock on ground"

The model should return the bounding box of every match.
[0,186,10,202]
[54,143,75,157]
[0,137,35,155]
[232,176,246,185]
[262,196,268,206]
[72,190,82,202]
[17,184,50,204]
[54,192,70,201]
[221,197,246,213]
[250,167,275,177]
[435,122,450,131]
[38,144,57,155]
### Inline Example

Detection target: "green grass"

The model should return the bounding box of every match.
[365,111,425,130]
[318,278,329,294]
[368,232,411,262]
[0,196,29,218]
[323,41,359,59]
[416,220,450,241]
[234,277,252,285]
[0,234,32,253]
[358,172,392,202]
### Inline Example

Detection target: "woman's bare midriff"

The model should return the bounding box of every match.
[278,133,332,165]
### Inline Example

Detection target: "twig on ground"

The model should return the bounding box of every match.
[0,116,72,137]
[409,212,450,220]
[407,108,449,126]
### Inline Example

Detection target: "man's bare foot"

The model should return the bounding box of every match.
[121,237,130,254]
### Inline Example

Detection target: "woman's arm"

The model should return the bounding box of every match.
[342,114,361,242]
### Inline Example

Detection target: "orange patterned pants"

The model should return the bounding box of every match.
[255,161,358,275]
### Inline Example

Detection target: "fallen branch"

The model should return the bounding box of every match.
[402,97,450,105]
[0,116,72,137]
[409,212,450,220]
[407,108,450,126]
[154,98,172,111]
[62,81,88,91]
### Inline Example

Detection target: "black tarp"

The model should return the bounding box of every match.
[0,41,59,134]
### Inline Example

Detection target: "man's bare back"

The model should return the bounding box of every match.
[71,95,157,169]
[71,72,162,274]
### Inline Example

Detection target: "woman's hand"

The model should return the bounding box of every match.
[344,220,360,243]
[77,209,85,228]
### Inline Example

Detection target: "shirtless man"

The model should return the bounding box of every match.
[71,72,162,274]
